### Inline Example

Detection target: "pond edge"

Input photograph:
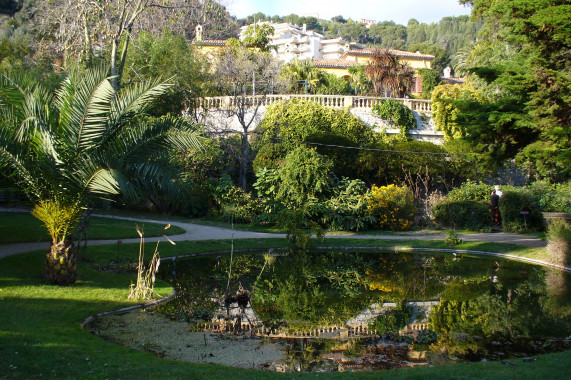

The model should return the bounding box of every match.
[80,246,570,329]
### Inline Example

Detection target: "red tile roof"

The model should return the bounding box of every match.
[313,59,361,69]
[341,48,435,60]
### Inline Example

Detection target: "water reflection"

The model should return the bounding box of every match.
[155,250,571,371]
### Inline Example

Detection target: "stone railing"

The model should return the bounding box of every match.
[192,94,432,113]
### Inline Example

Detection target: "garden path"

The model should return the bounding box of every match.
[0,207,546,259]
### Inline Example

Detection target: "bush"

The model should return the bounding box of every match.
[372,99,416,134]
[368,184,416,231]
[321,178,374,231]
[370,302,412,334]
[546,219,571,266]
[527,180,571,213]
[499,191,544,232]
[447,180,492,203]
[433,200,491,231]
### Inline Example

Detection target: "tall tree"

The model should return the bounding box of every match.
[28,0,236,89]
[213,46,281,191]
[460,0,571,180]
[0,66,202,285]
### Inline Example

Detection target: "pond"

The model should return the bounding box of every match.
[90,249,571,372]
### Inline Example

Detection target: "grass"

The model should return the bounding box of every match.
[0,212,185,244]
[2,233,569,379]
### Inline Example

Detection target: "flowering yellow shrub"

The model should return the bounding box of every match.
[368,184,416,231]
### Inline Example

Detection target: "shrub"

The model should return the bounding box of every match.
[433,200,491,231]
[372,99,416,135]
[370,302,412,334]
[447,180,492,203]
[321,178,374,231]
[546,219,571,266]
[368,184,415,231]
[277,146,333,206]
[210,175,260,224]
[527,180,571,213]
[499,191,544,232]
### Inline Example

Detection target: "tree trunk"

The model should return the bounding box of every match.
[239,130,249,192]
[44,240,78,285]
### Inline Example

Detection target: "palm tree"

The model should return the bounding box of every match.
[280,60,325,94]
[347,65,371,95]
[364,49,415,98]
[0,65,202,285]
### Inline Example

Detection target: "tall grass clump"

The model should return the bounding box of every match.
[129,224,175,300]
[546,219,571,267]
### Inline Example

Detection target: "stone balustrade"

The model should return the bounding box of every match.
[192,94,432,113]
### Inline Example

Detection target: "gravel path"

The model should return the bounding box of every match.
[0,207,546,259]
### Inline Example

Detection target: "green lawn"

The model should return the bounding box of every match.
[1,236,569,379]
[0,212,185,244]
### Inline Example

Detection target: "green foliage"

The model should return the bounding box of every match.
[368,184,416,231]
[499,190,544,232]
[210,175,260,224]
[417,68,441,98]
[408,43,450,73]
[124,31,210,114]
[255,99,375,178]
[252,142,289,171]
[368,21,407,49]
[277,146,333,206]
[370,302,413,334]
[316,72,353,95]
[241,23,275,51]
[372,99,416,134]
[31,201,82,244]
[527,181,571,213]
[461,0,571,179]
[445,230,464,246]
[516,141,570,183]
[433,200,491,231]
[280,207,324,250]
[280,60,325,94]
[321,178,374,231]
[447,180,491,203]
[431,83,482,141]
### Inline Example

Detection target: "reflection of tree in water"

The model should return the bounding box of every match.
[156,250,571,363]
[254,251,378,327]
[430,268,571,359]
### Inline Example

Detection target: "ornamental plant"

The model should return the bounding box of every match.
[368,184,415,231]
[372,99,416,136]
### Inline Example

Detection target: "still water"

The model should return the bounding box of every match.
[95,250,571,372]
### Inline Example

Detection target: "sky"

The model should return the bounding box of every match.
[226,0,472,25]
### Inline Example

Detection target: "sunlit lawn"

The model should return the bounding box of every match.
[0,212,185,244]
[1,235,569,379]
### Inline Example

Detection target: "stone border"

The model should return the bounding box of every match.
[81,245,570,330]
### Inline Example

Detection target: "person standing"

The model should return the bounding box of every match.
[490,190,500,226]
[494,185,503,197]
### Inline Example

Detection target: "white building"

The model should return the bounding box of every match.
[239,22,365,63]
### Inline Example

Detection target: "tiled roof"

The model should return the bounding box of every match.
[313,59,361,69]
[341,48,435,60]
[194,40,227,46]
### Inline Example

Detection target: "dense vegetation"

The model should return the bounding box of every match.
[237,13,482,61]
[1,0,569,271]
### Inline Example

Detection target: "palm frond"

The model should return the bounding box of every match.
[55,66,115,153]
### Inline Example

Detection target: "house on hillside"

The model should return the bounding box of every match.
[192,24,228,59]
[314,49,435,94]
[194,22,435,95]
[238,22,367,63]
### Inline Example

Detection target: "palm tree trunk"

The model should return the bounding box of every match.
[44,240,78,285]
